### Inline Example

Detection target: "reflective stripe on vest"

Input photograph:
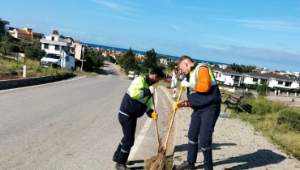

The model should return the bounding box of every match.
[189,64,217,92]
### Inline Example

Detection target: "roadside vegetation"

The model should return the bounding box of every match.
[226,87,300,160]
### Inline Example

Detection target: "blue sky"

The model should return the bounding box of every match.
[1,0,300,71]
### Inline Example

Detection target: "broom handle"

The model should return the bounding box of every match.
[152,89,160,146]
[164,87,183,148]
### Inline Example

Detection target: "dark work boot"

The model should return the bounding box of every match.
[113,155,118,162]
[113,155,130,165]
[173,161,195,170]
[115,163,130,170]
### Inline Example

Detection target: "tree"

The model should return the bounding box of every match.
[108,55,116,63]
[167,61,177,70]
[122,48,136,73]
[143,48,158,69]
[0,35,14,55]
[228,63,256,73]
[52,30,59,35]
[256,82,269,97]
[0,18,5,37]
[84,50,104,70]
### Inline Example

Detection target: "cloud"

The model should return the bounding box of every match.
[90,0,139,12]
[197,44,300,63]
[90,0,119,9]
[277,43,290,49]
[214,18,300,32]
[93,12,138,22]
[170,24,181,30]
[26,23,36,28]
[198,45,226,51]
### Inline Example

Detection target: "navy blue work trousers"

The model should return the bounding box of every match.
[187,106,220,168]
[114,114,137,164]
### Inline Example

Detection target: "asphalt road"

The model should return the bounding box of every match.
[0,62,171,170]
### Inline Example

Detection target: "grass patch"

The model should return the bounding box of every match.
[231,107,300,160]
[0,55,101,78]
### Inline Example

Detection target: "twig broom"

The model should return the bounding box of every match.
[145,87,183,170]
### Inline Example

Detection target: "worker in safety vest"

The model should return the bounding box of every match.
[169,65,180,98]
[113,68,164,170]
[173,56,221,170]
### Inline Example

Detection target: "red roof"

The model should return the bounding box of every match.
[75,40,81,44]
[17,30,28,35]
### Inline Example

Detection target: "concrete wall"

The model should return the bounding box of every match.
[0,74,74,90]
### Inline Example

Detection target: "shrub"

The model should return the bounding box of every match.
[271,101,287,113]
[249,98,273,115]
[34,65,42,73]
[241,92,255,105]
[256,82,269,97]
[277,108,300,131]
[8,64,18,75]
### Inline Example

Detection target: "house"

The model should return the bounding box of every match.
[212,65,242,86]
[158,56,174,65]
[268,74,299,89]
[40,31,71,55]
[243,72,300,90]
[10,28,44,40]
[70,41,86,60]
[243,72,270,85]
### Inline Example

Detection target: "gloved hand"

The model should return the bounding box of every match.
[149,86,155,94]
[180,80,190,87]
[173,102,182,110]
[151,112,157,120]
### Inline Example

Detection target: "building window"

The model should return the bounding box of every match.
[285,82,292,87]
[55,45,60,51]
[278,81,283,85]
[52,36,54,41]
[253,78,258,82]
[44,44,49,49]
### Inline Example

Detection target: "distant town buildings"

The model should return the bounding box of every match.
[210,65,300,90]
[10,28,44,40]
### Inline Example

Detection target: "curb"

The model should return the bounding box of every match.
[158,86,187,167]
[0,73,75,90]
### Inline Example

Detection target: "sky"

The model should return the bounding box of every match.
[1,0,300,72]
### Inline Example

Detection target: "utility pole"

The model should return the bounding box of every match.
[81,44,85,71]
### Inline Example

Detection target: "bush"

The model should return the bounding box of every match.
[241,92,255,105]
[277,108,300,131]
[8,64,18,75]
[249,98,273,115]
[34,65,42,73]
[256,82,269,97]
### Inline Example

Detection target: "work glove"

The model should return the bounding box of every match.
[149,86,155,94]
[151,112,157,120]
[173,102,182,110]
[180,80,190,87]
[173,99,190,110]
[179,85,186,89]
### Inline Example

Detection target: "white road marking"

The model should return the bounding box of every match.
[128,91,159,160]
[0,75,86,93]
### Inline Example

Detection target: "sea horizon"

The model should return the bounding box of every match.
[84,42,229,66]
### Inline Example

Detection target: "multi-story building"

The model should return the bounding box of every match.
[10,28,44,40]
[40,31,71,55]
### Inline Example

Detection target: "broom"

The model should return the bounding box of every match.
[145,87,183,170]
